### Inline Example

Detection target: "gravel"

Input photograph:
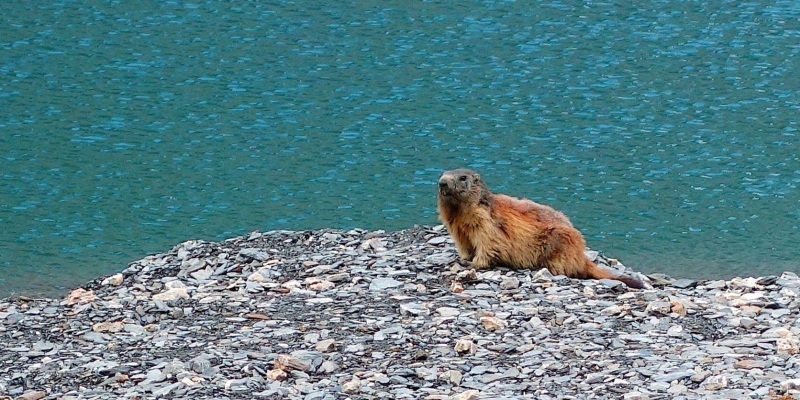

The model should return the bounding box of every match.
[1,225,799,399]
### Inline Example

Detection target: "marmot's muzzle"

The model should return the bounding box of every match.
[438,178,454,196]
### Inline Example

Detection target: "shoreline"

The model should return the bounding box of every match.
[1,226,799,399]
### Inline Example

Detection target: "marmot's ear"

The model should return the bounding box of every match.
[473,173,481,182]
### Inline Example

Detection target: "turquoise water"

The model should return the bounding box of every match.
[2,1,800,297]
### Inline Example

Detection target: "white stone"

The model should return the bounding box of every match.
[499,276,519,290]
[164,280,186,289]
[480,316,507,331]
[436,307,460,317]
[667,325,684,337]
[152,287,189,301]
[102,273,124,286]
[451,390,480,400]
[701,375,728,390]
[454,339,477,354]
[400,302,430,316]
[777,336,799,355]
[341,376,361,394]
[247,270,269,282]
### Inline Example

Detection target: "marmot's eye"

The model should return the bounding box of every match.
[459,175,467,181]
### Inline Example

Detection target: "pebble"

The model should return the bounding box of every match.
[315,338,336,352]
[1,226,797,400]
[399,302,430,316]
[454,339,477,354]
[499,276,519,290]
[701,375,728,390]
[318,360,338,374]
[341,376,361,394]
[667,325,684,336]
[266,369,287,381]
[441,369,463,386]
[480,315,507,331]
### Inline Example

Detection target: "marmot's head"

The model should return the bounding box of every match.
[438,168,490,205]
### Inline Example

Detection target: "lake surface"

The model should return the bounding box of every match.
[2,1,800,297]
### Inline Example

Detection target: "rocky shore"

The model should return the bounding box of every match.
[1,226,799,400]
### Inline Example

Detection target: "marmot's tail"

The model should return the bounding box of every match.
[585,262,646,289]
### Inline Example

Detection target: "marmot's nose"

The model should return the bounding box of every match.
[438,181,448,189]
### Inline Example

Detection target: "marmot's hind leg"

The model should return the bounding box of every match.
[544,226,646,289]
[541,226,591,277]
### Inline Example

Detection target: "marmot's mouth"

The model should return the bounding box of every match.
[438,179,456,197]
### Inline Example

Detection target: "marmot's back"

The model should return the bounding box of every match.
[491,193,573,228]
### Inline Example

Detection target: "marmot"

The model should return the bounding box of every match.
[437,168,645,289]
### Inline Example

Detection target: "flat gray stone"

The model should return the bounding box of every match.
[670,278,697,289]
[652,371,695,382]
[369,277,403,291]
[239,248,271,261]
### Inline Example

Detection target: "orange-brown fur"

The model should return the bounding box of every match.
[437,168,644,289]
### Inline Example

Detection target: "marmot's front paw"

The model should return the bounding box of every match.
[457,258,473,268]
[471,256,490,270]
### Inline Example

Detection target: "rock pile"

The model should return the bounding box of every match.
[1,226,799,399]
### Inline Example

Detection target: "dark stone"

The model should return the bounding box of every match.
[756,276,778,286]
